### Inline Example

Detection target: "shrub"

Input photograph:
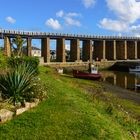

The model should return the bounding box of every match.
[0,63,37,106]
[7,56,39,73]
[0,50,7,68]
[23,77,47,102]
[106,104,114,115]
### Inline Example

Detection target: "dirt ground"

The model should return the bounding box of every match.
[101,81,140,105]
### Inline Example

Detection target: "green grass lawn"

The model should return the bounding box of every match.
[0,67,140,140]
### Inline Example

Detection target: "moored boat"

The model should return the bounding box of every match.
[73,70,101,80]
[135,84,140,90]
[129,66,140,72]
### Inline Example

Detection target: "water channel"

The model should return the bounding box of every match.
[101,70,140,93]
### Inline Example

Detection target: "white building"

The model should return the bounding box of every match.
[31,47,41,57]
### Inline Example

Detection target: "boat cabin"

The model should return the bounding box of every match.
[90,64,98,74]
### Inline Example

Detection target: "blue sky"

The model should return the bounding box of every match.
[0,0,140,48]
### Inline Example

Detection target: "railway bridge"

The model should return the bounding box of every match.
[0,29,140,63]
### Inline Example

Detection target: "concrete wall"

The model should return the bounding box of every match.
[70,39,80,62]
[27,38,32,57]
[82,40,93,62]
[4,36,11,57]
[116,41,126,60]
[138,41,140,59]
[127,41,135,59]
[106,41,114,60]
[93,41,104,61]
[41,38,50,63]
[56,38,66,62]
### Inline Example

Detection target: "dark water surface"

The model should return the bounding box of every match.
[101,71,140,93]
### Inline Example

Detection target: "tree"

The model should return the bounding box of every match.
[12,35,26,57]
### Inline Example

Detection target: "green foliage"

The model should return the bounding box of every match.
[12,35,26,57]
[24,77,47,102]
[7,56,39,73]
[0,49,7,68]
[0,63,36,105]
[106,104,114,115]
[0,67,139,140]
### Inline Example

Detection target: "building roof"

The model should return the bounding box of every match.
[32,46,41,50]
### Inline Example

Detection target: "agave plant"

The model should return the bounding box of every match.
[0,63,36,106]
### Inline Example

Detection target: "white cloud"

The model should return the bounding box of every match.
[130,24,140,32]
[56,10,81,18]
[45,18,62,30]
[82,0,96,8]
[99,0,140,35]
[129,24,140,36]
[106,0,140,24]
[66,12,81,17]
[55,10,82,27]
[99,18,128,32]
[5,16,16,24]
[65,17,81,27]
[56,10,64,17]
[66,44,70,50]
[118,33,122,37]
[99,18,140,36]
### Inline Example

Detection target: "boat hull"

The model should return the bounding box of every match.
[129,69,140,72]
[73,70,101,80]
[129,66,140,72]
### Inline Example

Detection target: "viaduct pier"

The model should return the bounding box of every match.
[1,29,140,64]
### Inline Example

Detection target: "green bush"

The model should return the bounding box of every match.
[0,50,7,68]
[23,78,47,102]
[7,56,39,73]
[106,104,114,115]
[0,63,37,106]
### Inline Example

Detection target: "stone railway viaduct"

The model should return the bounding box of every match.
[1,29,140,63]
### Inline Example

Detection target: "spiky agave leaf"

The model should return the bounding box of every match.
[0,62,36,105]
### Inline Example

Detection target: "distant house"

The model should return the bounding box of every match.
[22,46,41,57]
[31,47,41,57]
[6,46,71,60]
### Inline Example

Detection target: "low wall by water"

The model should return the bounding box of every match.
[43,60,140,72]
[95,61,116,70]
[109,60,140,71]
[44,61,115,70]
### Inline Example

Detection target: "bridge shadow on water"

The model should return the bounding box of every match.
[101,70,140,93]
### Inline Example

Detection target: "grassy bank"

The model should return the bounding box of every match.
[0,67,140,140]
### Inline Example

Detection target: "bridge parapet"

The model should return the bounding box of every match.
[1,29,140,40]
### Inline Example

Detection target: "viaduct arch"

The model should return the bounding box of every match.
[1,29,140,63]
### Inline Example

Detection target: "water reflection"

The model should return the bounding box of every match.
[101,71,140,93]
